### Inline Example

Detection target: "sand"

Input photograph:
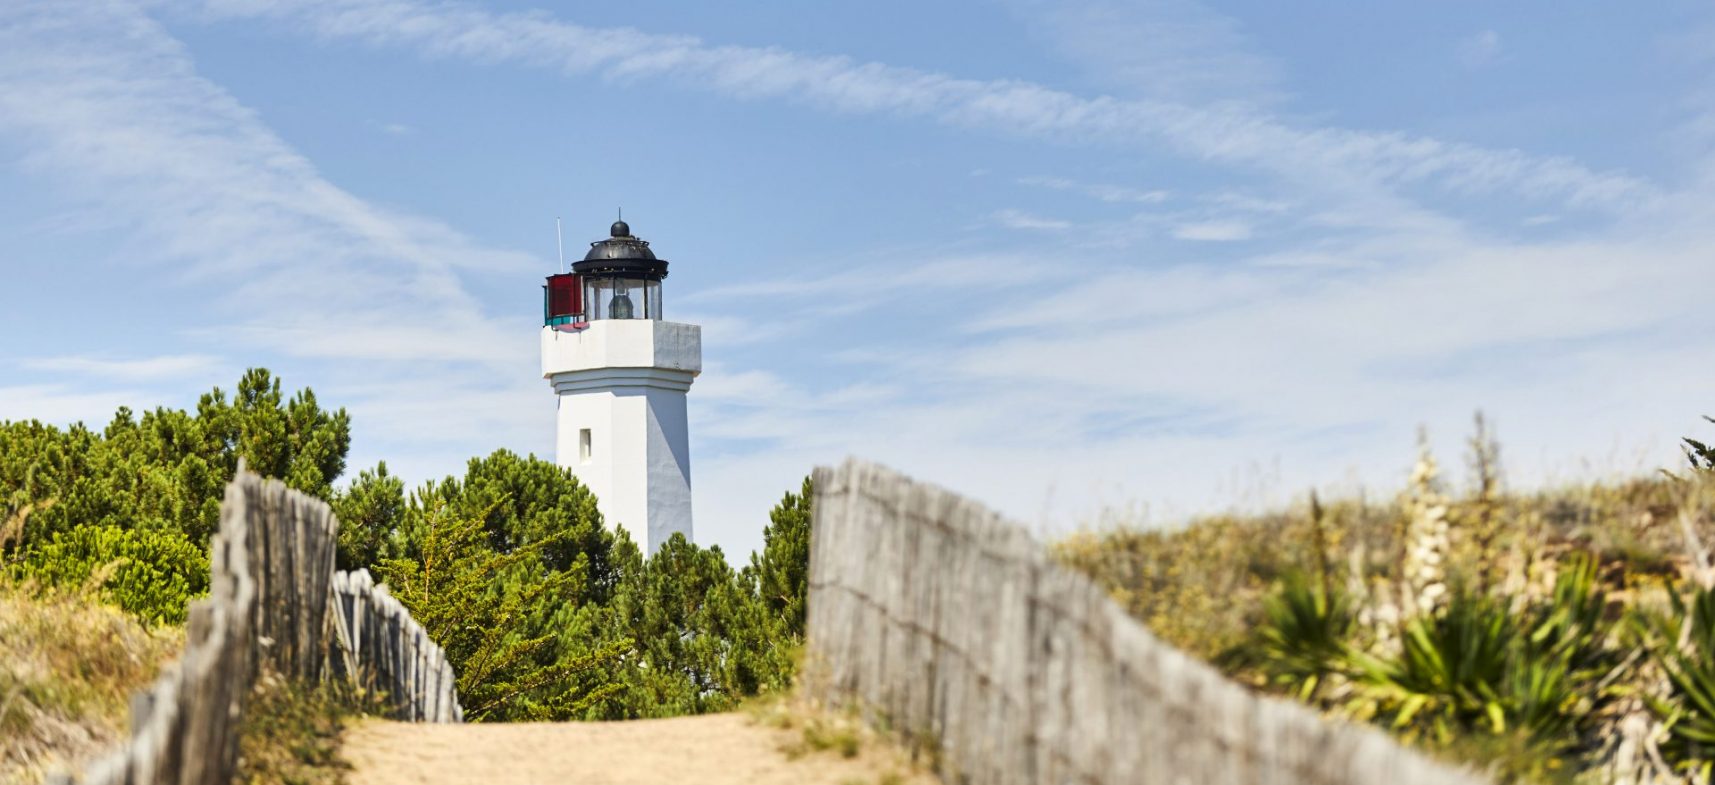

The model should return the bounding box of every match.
[342,712,935,785]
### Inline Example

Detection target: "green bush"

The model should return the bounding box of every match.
[19,525,209,626]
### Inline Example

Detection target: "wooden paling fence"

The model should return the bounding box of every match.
[58,469,460,785]
[805,459,1489,785]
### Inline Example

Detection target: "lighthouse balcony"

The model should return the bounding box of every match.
[541,318,702,379]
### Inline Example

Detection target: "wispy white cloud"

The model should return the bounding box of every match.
[22,354,220,381]
[759,225,1715,534]
[1173,220,1252,241]
[1207,192,1291,214]
[0,1,549,486]
[175,0,1654,210]
[993,208,1072,231]
[8,0,1713,567]
[1018,175,1169,204]
[680,253,1039,307]
[1004,0,1283,105]
[0,384,154,426]
[0,2,534,334]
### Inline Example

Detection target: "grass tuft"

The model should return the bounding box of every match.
[0,580,180,784]
[235,671,383,785]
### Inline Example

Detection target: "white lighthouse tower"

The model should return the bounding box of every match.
[540,220,700,552]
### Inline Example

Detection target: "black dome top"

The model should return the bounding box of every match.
[583,225,656,262]
[574,220,668,278]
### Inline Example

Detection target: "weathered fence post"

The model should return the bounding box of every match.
[60,470,462,784]
[806,458,1489,785]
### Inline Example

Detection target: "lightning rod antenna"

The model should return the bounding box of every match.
[556,216,564,274]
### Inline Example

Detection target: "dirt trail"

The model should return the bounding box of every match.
[342,712,934,785]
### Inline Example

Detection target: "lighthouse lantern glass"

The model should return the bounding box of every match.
[583,276,662,321]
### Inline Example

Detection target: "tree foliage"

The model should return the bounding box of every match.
[603,533,796,716]
[375,499,622,721]
[0,368,350,550]
[1687,415,1715,473]
[359,461,814,720]
[330,462,405,571]
[746,476,813,641]
[1,369,347,628]
[2,369,816,721]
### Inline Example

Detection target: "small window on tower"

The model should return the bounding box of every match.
[579,428,592,463]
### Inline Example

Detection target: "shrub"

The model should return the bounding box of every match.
[1055,414,1687,782]
[18,525,209,626]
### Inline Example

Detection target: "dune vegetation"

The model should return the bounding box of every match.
[0,577,181,784]
[1056,415,1715,783]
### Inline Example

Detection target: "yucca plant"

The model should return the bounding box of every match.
[1231,571,1355,702]
[1644,583,1715,773]
[1513,555,1614,758]
[1522,554,1611,683]
[1350,590,1517,743]
[1350,554,1613,772]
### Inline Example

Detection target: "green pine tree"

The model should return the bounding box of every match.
[376,499,623,721]
[746,476,813,640]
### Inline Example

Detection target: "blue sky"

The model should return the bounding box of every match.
[4,0,1715,560]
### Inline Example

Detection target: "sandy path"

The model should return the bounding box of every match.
[342,712,933,785]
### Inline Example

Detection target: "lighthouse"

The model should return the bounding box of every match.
[540,220,700,553]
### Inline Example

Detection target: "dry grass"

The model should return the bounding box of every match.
[744,693,936,785]
[0,580,181,784]
[0,574,372,785]
[235,672,378,785]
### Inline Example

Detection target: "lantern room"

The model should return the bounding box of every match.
[542,220,669,328]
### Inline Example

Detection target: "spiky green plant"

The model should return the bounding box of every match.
[1523,554,1612,689]
[1644,583,1715,774]
[1231,571,1355,702]
[1347,554,1613,779]
[1348,595,1586,784]
[1351,590,1516,743]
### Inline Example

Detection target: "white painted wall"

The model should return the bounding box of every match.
[541,320,700,553]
